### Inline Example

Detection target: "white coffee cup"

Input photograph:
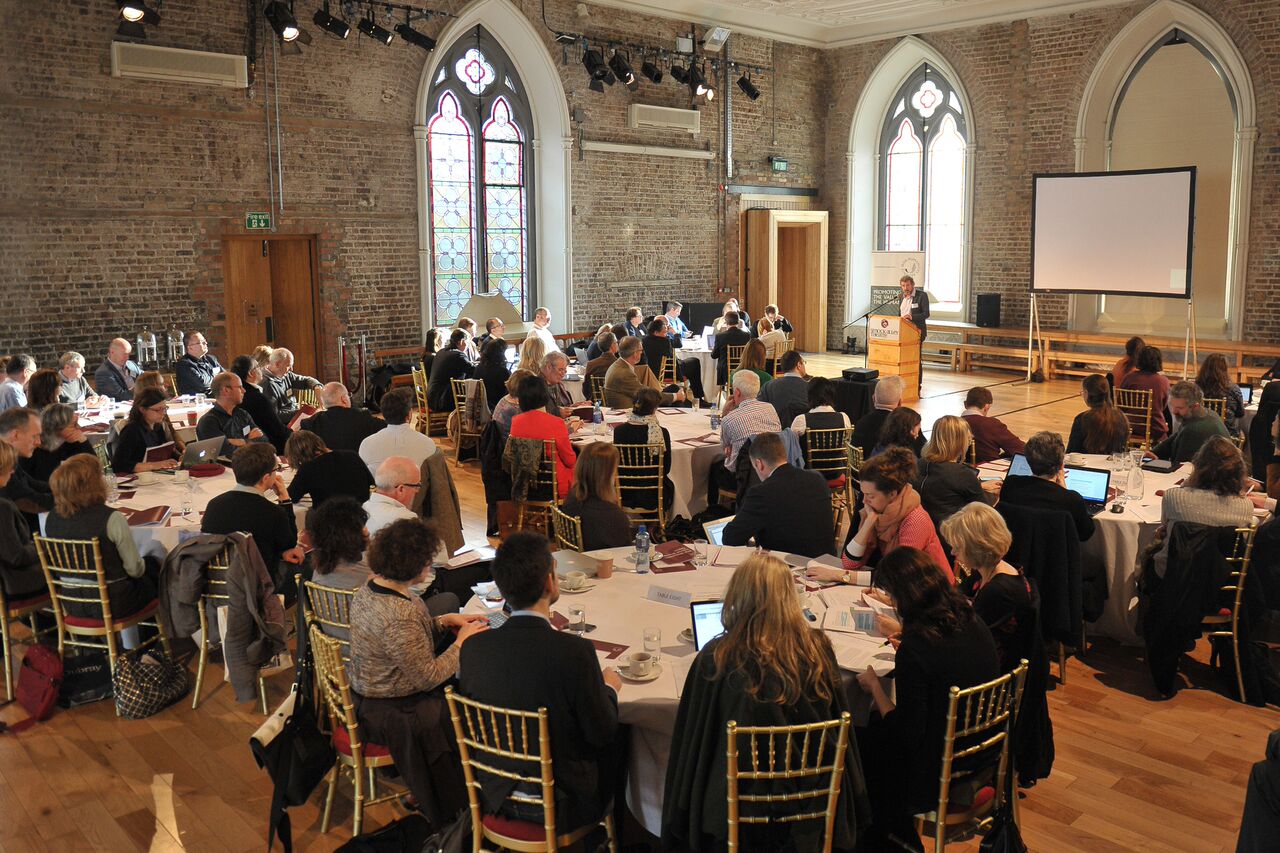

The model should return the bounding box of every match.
[562,571,587,590]
[136,471,157,486]
[1066,453,1084,466]
[627,651,654,677]
[173,470,190,485]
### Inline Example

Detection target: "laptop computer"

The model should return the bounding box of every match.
[1064,464,1111,515]
[179,436,225,468]
[1007,453,1032,477]
[702,515,735,546]
[701,326,716,351]
[1240,383,1254,405]
[690,600,726,651]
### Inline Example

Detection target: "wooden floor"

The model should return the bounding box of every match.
[1,355,1273,852]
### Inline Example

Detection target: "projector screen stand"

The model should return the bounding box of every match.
[1182,298,1198,379]
[1023,294,1046,383]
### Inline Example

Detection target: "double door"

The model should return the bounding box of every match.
[222,236,321,377]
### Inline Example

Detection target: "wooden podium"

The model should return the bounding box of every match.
[867,316,921,403]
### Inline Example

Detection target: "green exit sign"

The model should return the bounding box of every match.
[245,212,273,230]
[768,156,788,172]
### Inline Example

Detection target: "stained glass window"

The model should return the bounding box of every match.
[426,28,534,326]
[878,66,969,313]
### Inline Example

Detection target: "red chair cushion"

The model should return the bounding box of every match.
[827,474,848,490]
[7,592,51,614]
[482,813,547,842]
[950,785,996,815]
[332,724,391,759]
[63,598,159,628]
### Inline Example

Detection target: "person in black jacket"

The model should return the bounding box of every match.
[0,408,54,522]
[643,316,706,401]
[473,337,511,412]
[298,382,384,452]
[559,443,633,551]
[998,430,1096,542]
[458,532,624,836]
[202,443,304,598]
[0,441,47,599]
[710,312,752,386]
[915,415,988,532]
[110,390,182,475]
[228,355,291,453]
[612,388,675,513]
[26,403,94,482]
[284,430,375,509]
[173,330,223,396]
[851,375,904,459]
[427,329,475,412]
[723,432,835,558]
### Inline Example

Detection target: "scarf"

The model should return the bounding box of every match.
[626,412,663,448]
[872,484,922,556]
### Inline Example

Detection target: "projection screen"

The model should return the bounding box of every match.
[1030,167,1195,298]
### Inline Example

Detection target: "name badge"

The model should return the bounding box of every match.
[242,424,252,437]
[646,585,692,608]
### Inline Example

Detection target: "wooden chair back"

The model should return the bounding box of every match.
[588,375,606,405]
[1203,526,1256,703]
[94,440,113,473]
[965,436,977,467]
[1113,387,1154,449]
[726,713,852,853]
[551,506,584,551]
[771,338,796,377]
[616,442,665,534]
[511,438,559,534]
[1202,396,1228,420]
[294,387,320,409]
[191,543,268,712]
[451,378,485,467]
[726,345,747,379]
[302,577,356,659]
[657,355,678,386]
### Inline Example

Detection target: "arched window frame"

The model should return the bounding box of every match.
[876,65,969,315]
[425,26,536,326]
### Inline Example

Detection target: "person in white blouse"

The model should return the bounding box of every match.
[789,377,851,435]
[527,306,558,355]
[756,317,788,362]
[358,387,436,475]
[362,456,421,536]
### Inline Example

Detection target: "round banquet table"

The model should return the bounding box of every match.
[463,544,896,837]
[80,396,213,447]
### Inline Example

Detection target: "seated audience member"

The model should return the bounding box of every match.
[348,518,487,827]
[110,390,181,475]
[710,371,780,499]
[476,317,505,348]
[57,352,103,407]
[961,386,1026,463]
[759,351,810,425]
[515,334,547,377]
[29,404,93,482]
[0,355,36,412]
[853,547,999,848]
[228,354,291,453]
[0,408,54,516]
[723,432,834,557]
[358,387,436,475]
[285,430,375,509]
[252,344,275,374]
[762,303,792,335]
[363,456,423,536]
[1067,374,1130,455]
[260,347,321,419]
[25,369,61,412]
[730,340,772,393]
[134,371,169,399]
[541,351,575,415]
[459,532,623,835]
[560,443,633,550]
[509,376,577,500]
[1152,380,1229,465]
[1161,436,1265,528]
[583,324,613,362]
[1195,353,1246,434]
[427,330,475,413]
[490,370,533,440]
[94,338,142,402]
[456,317,480,363]
[789,375,849,434]
[421,327,442,377]
[305,496,371,610]
[643,316,706,401]
[1120,344,1171,442]
[584,331,619,380]
[473,337,511,411]
[45,454,161,618]
[1112,335,1145,390]
[916,415,988,532]
[299,381,384,452]
[0,441,47,600]
[613,388,674,512]
[196,372,268,449]
[852,375,903,458]
[526,306,558,354]
[755,316,788,365]
[710,311,752,386]
[663,301,690,339]
[623,306,647,339]
[663,553,866,852]
[999,431,1096,542]
[872,406,925,458]
[202,443,303,591]
[713,300,747,335]
[173,330,223,396]
[941,502,1054,785]
[605,337,683,409]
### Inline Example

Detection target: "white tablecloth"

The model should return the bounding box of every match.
[673,340,719,399]
[81,397,213,446]
[463,544,893,836]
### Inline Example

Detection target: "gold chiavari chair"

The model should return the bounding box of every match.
[159,372,179,398]
[0,583,53,702]
[34,536,170,701]
[452,378,485,468]
[657,355,679,387]
[412,365,449,437]
[302,577,356,662]
[804,427,854,537]
[311,626,401,837]
[616,442,665,536]
[551,506,585,552]
[771,337,796,378]
[1202,396,1228,420]
[588,375,606,405]
[446,687,618,853]
[916,662,1028,851]
[94,440,113,473]
[1113,387,1154,450]
[726,713,853,853]
[294,387,320,409]
[725,345,747,383]
[191,543,269,713]
[965,436,978,467]
[511,438,560,535]
[1203,526,1256,703]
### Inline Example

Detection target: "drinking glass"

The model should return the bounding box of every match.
[692,539,709,568]
[105,473,119,504]
[569,604,587,636]
[643,626,662,662]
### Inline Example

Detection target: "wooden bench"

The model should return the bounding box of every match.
[1043,350,1115,379]
[955,328,1038,374]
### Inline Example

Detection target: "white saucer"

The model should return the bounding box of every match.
[679,627,694,643]
[560,583,595,594]
[618,661,663,683]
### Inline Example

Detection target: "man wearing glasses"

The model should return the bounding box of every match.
[174,330,224,396]
[363,456,423,536]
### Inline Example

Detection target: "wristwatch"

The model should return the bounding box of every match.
[842,570,851,584]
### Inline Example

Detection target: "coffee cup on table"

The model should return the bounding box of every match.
[627,651,654,677]
[562,571,587,590]
[595,557,614,579]
[136,471,157,486]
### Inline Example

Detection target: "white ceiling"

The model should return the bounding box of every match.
[586,0,1133,47]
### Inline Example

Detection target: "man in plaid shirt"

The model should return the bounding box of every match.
[710,371,780,500]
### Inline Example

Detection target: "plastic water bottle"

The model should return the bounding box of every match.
[634,525,651,574]
[592,401,603,426]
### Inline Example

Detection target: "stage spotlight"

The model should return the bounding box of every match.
[313,6,350,38]
[608,51,635,86]
[670,64,688,84]
[263,2,300,41]
[395,22,436,51]
[357,15,394,45]
[641,60,662,84]
[737,73,760,100]
[582,48,612,84]
[688,63,713,99]
[119,1,160,25]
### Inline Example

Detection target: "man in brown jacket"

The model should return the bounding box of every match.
[603,337,686,409]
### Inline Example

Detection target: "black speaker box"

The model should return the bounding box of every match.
[976,293,1001,328]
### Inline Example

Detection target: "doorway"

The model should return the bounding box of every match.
[222,236,322,377]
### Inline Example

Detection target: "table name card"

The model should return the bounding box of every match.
[647,585,693,608]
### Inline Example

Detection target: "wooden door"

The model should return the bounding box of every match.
[267,238,320,377]
[222,239,274,366]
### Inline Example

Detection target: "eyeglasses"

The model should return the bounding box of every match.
[147,404,169,413]
[401,482,423,490]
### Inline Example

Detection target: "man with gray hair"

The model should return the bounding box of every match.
[94,338,142,402]
[57,352,103,406]
[541,351,576,415]
[527,306,558,354]
[261,347,321,418]
[709,370,781,500]
[584,331,619,380]
[1153,380,1229,465]
[363,456,422,536]
[0,355,36,413]
[603,337,684,409]
[0,407,54,518]
[298,381,385,452]
[852,374,904,459]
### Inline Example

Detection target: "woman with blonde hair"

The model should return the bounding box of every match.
[252,344,275,373]
[916,415,989,531]
[560,443,632,550]
[663,553,868,851]
[516,333,547,376]
[134,371,169,399]
[756,316,787,365]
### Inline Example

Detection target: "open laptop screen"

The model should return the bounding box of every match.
[1064,465,1110,504]
[1241,384,1254,405]
[1008,453,1031,477]
[702,515,735,546]
[690,600,725,651]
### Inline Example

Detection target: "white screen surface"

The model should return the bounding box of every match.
[1032,168,1194,297]
[1064,466,1110,504]
[691,601,725,651]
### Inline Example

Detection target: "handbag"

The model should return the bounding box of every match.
[59,650,113,707]
[16,645,63,721]
[112,648,189,719]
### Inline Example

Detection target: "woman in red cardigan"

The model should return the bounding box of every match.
[807,447,952,583]
[508,374,578,500]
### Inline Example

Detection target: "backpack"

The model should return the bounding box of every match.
[4,645,64,732]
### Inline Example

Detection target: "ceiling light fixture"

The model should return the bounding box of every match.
[313,4,350,38]
[263,1,301,42]
[119,1,160,25]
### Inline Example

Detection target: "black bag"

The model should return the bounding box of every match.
[335,813,438,852]
[59,651,113,707]
[979,803,1027,853]
[421,810,471,853]
[112,648,189,719]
